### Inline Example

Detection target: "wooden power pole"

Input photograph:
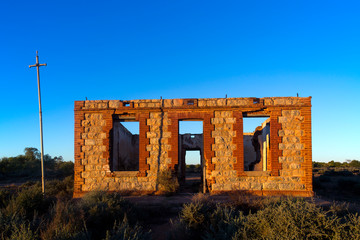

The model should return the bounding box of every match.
[29,51,47,194]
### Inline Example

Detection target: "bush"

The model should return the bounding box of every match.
[171,198,360,240]
[0,183,144,240]
[233,198,339,239]
[0,184,49,239]
[5,184,50,220]
[56,161,74,177]
[8,222,38,240]
[180,200,212,230]
[41,191,141,240]
[0,189,12,209]
[156,169,179,194]
[79,191,137,239]
[40,200,89,240]
[103,217,151,240]
[45,176,74,199]
[0,210,25,239]
[229,192,276,214]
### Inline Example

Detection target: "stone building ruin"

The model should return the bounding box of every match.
[74,97,313,197]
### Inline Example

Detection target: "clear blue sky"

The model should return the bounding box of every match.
[1,1,359,163]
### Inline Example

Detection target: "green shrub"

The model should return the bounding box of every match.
[45,176,74,199]
[156,169,179,194]
[40,199,88,240]
[204,206,244,240]
[79,191,137,239]
[0,210,25,239]
[229,192,275,214]
[176,199,216,239]
[5,184,50,220]
[103,217,151,240]
[8,222,38,240]
[56,161,74,177]
[41,191,140,240]
[172,198,360,240]
[0,184,51,239]
[180,201,210,230]
[344,213,360,239]
[243,198,339,239]
[0,189,12,209]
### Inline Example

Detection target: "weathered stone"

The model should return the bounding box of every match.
[282,136,300,144]
[225,118,236,124]
[282,110,300,117]
[250,182,262,190]
[279,143,304,150]
[263,182,280,190]
[109,100,121,108]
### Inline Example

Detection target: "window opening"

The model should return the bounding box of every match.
[243,116,270,171]
[112,120,139,171]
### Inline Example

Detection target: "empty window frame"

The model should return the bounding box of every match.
[112,120,139,171]
[243,116,270,171]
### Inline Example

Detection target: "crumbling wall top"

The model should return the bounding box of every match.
[75,97,311,111]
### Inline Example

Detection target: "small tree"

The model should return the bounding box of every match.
[24,147,40,160]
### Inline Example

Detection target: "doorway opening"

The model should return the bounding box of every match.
[178,120,204,192]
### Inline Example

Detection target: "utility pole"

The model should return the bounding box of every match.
[29,51,47,194]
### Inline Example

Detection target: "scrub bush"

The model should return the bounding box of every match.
[45,176,74,199]
[0,178,145,240]
[171,198,360,240]
[79,191,137,239]
[0,184,48,240]
[103,218,151,240]
[156,169,179,195]
[5,184,49,220]
[8,223,38,240]
[0,189,12,209]
[40,200,88,240]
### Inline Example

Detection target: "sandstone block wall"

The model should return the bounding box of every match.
[74,97,313,197]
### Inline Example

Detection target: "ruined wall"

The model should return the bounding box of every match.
[210,109,307,193]
[243,134,258,171]
[74,97,313,197]
[74,111,155,194]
